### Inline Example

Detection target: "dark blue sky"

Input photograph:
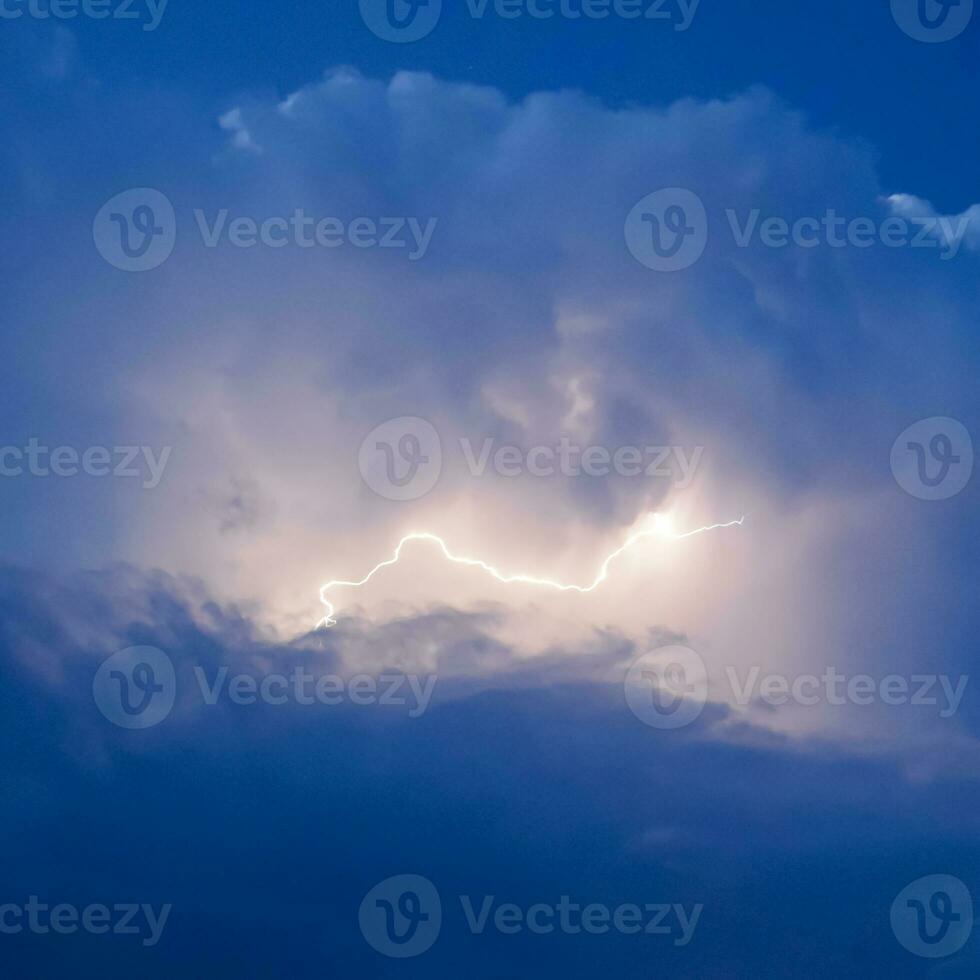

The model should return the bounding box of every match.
[8,0,978,209]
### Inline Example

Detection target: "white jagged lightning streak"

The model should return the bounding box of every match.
[318,514,744,628]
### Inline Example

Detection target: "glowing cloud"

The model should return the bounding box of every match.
[319,513,745,627]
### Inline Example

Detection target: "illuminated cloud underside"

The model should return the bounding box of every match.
[319,513,745,627]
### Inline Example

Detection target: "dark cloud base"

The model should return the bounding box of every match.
[0,565,977,977]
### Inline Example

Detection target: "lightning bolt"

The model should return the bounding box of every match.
[318,513,744,628]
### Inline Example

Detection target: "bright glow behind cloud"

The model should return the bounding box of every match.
[3,68,976,744]
[318,513,745,627]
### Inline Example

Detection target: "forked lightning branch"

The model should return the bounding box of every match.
[318,513,744,627]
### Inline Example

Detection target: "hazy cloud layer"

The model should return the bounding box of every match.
[1,68,977,743]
